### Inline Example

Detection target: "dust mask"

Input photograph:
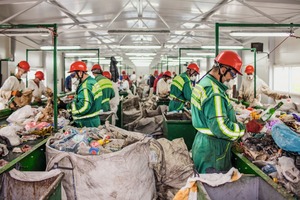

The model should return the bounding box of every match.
[247,74,254,80]
[190,75,196,81]
[167,79,172,84]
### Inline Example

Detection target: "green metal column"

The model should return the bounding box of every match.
[179,49,182,74]
[25,49,29,87]
[254,48,257,98]
[53,24,58,131]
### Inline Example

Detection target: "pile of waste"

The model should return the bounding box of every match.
[48,123,143,155]
[0,102,69,168]
[232,100,300,197]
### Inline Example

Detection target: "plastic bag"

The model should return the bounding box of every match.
[6,105,34,124]
[271,123,300,153]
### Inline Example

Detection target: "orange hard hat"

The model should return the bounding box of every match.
[187,63,200,74]
[103,71,112,79]
[17,61,30,72]
[163,70,172,77]
[68,61,87,73]
[215,50,243,75]
[91,64,102,72]
[35,71,44,80]
[245,65,254,74]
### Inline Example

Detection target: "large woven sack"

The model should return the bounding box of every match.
[46,128,156,200]
[123,96,142,125]
[150,138,194,199]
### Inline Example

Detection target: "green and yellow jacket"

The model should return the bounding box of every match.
[191,74,245,173]
[169,72,192,111]
[95,74,115,112]
[68,76,102,127]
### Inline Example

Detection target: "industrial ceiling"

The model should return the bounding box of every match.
[1,0,300,68]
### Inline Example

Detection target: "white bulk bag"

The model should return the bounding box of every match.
[46,136,156,200]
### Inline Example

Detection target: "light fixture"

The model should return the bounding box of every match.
[40,46,81,50]
[201,46,244,50]
[65,52,97,57]
[125,53,156,56]
[0,29,50,37]
[186,53,215,56]
[119,45,161,49]
[230,31,290,37]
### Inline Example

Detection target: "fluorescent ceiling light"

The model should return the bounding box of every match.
[186,53,215,56]
[126,53,156,56]
[201,46,244,50]
[230,31,290,37]
[40,46,81,50]
[65,52,97,56]
[119,45,161,49]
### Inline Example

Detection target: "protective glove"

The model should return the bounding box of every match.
[11,90,22,97]
[279,94,289,99]
[57,100,67,109]
[237,96,243,102]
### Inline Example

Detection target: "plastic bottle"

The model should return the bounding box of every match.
[89,147,100,155]
[262,164,276,174]
[260,102,284,122]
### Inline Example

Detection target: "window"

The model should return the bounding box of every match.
[273,65,300,94]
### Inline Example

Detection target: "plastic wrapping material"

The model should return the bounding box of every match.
[271,123,300,154]
[0,125,22,146]
[6,105,34,124]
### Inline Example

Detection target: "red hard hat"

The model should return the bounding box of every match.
[187,63,200,74]
[163,70,172,77]
[154,70,159,76]
[18,61,30,72]
[245,65,254,74]
[35,71,44,80]
[103,71,112,79]
[215,51,243,75]
[69,61,87,73]
[123,75,128,80]
[91,64,102,72]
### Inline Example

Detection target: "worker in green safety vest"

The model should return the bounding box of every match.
[191,50,245,174]
[67,61,102,128]
[91,65,115,112]
[168,63,200,111]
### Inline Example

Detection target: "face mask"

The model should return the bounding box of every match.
[247,74,254,80]
[167,79,172,84]
[190,75,196,81]
[21,73,27,78]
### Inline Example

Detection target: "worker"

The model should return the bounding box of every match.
[0,61,30,100]
[191,50,245,174]
[120,74,133,95]
[92,66,115,112]
[130,71,137,85]
[28,71,49,103]
[149,70,158,88]
[168,63,200,111]
[65,73,75,92]
[172,71,177,78]
[103,71,120,113]
[153,72,163,95]
[156,70,172,98]
[66,61,102,127]
[238,65,289,107]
